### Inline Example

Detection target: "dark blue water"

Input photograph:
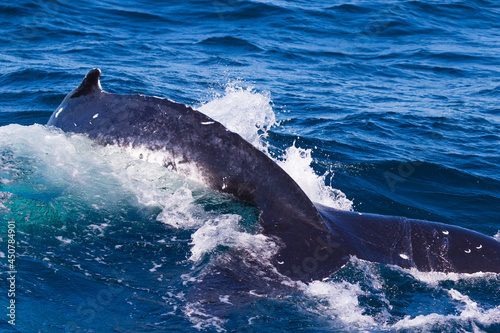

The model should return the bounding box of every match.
[1,0,500,332]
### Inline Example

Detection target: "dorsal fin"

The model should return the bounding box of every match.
[70,68,102,98]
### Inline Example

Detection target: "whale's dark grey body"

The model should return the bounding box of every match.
[48,69,500,281]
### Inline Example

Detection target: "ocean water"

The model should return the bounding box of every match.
[1,0,500,332]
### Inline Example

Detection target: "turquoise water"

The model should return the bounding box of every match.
[1,0,500,332]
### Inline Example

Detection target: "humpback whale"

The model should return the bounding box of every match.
[48,69,500,281]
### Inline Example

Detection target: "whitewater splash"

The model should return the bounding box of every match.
[301,258,500,332]
[1,86,499,332]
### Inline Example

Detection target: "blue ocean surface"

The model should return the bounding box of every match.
[1,0,500,332]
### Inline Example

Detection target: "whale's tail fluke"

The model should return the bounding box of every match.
[316,203,500,274]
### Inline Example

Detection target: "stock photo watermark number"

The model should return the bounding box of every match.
[6,219,17,325]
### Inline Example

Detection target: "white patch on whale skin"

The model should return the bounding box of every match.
[55,107,64,118]
[399,253,410,260]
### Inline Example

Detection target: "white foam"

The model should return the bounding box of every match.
[184,301,227,333]
[155,187,205,229]
[404,267,499,285]
[0,124,203,233]
[304,280,376,327]
[198,84,275,150]
[298,258,500,331]
[149,262,162,272]
[87,223,110,237]
[277,144,353,210]
[219,295,232,305]
[392,289,500,331]
[55,236,72,244]
[0,125,102,193]
[189,214,277,262]
[391,273,500,330]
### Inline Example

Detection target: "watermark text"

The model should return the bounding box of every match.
[6,219,16,326]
